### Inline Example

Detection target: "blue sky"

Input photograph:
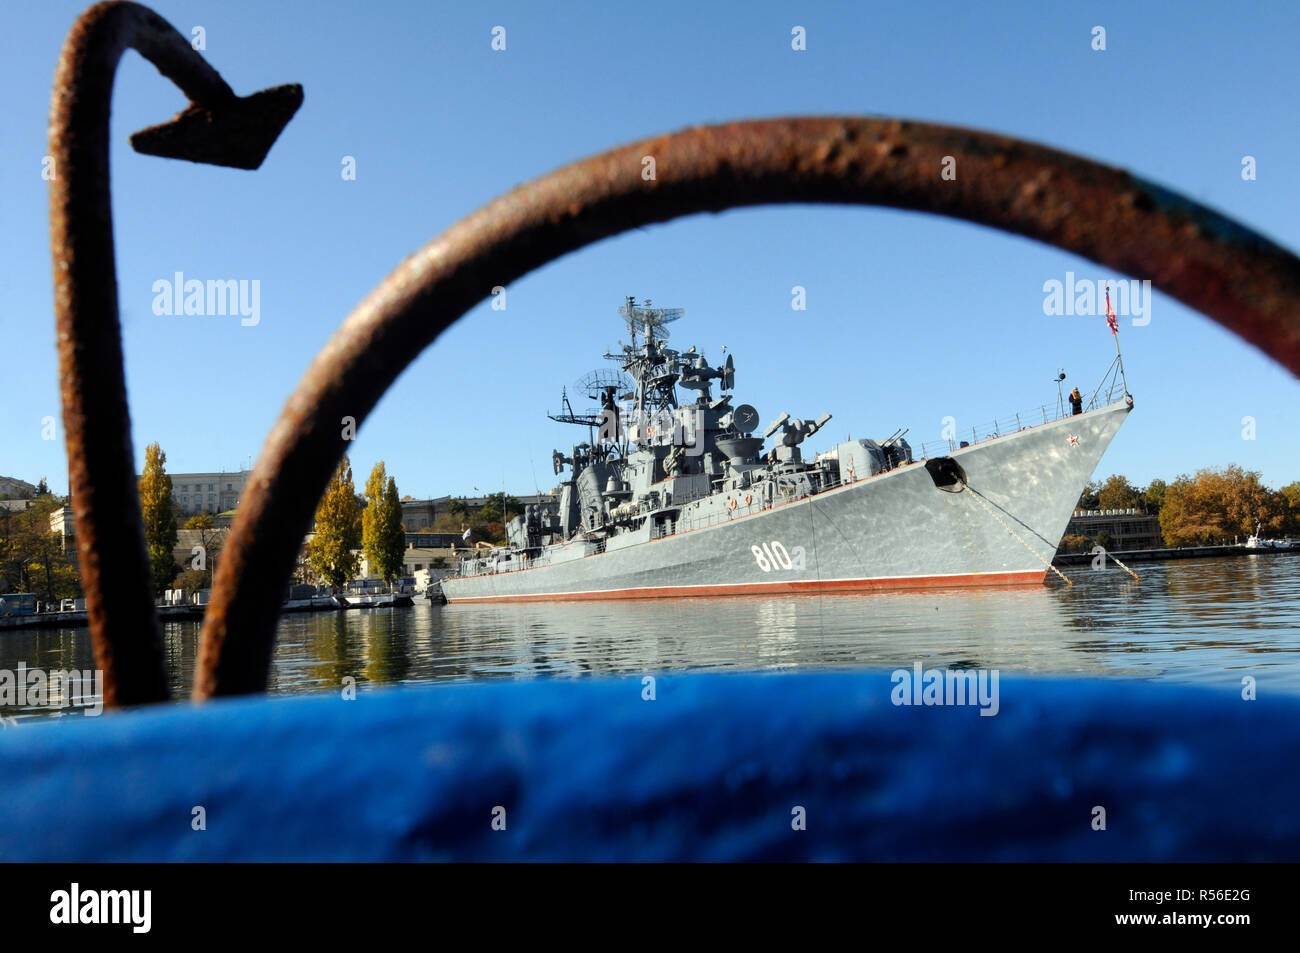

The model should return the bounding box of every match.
[3,0,1298,499]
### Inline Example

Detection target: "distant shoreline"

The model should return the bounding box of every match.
[1053,543,1300,567]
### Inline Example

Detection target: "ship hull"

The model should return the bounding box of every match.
[442,400,1132,603]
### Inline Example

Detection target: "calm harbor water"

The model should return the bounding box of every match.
[4,555,1299,721]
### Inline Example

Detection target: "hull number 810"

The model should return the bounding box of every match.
[751,541,806,572]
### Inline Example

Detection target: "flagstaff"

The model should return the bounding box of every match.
[1106,283,1131,398]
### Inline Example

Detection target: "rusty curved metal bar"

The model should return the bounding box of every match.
[195,116,1300,698]
[49,0,300,707]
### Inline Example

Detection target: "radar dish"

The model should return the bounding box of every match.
[574,368,633,401]
[618,297,684,341]
[733,404,759,434]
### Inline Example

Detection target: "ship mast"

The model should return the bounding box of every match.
[546,298,688,473]
[616,297,685,422]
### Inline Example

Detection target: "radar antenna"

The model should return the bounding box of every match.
[618,296,684,347]
[574,368,634,402]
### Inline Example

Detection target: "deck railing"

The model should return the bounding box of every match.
[914,378,1132,460]
[916,404,1066,459]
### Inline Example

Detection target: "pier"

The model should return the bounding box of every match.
[1054,542,1300,567]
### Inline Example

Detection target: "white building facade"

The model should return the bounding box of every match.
[167,470,251,516]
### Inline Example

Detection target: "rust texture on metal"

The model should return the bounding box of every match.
[48,1,300,707]
[130,84,303,170]
[193,116,1300,698]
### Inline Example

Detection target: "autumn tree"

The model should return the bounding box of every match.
[363,463,406,586]
[1281,481,1300,536]
[0,496,80,602]
[463,493,522,543]
[180,512,223,589]
[1056,534,1092,555]
[309,456,363,589]
[1076,480,1100,511]
[139,442,178,597]
[362,462,388,573]
[1096,474,1141,511]
[475,492,522,526]
[171,568,210,597]
[1159,465,1286,546]
[383,479,406,578]
[1142,479,1167,516]
[0,510,13,588]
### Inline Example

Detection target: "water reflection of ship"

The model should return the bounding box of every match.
[433,588,1121,679]
[275,559,1296,692]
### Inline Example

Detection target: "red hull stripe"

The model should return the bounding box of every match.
[444,570,1048,603]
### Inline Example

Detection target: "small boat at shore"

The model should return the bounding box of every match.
[1245,523,1298,550]
[339,592,414,609]
[280,595,342,613]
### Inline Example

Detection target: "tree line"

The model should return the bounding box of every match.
[0,492,78,603]
[11,445,1294,601]
[1,444,416,603]
[142,447,413,595]
[306,456,406,590]
[1069,466,1300,548]
[306,463,524,587]
[428,493,523,541]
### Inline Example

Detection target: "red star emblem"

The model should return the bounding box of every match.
[1068,434,1080,447]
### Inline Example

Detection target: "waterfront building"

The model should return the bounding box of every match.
[399,494,558,530]
[49,505,76,555]
[1064,508,1163,550]
[163,470,250,516]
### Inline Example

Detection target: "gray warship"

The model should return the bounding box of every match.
[441,298,1133,603]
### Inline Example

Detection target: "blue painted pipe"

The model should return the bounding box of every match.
[0,672,1294,861]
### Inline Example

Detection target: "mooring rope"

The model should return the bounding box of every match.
[1094,545,1141,581]
[965,483,1140,583]
[964,486,1073,587]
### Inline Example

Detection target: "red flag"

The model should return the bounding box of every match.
[1105,288,1119,334]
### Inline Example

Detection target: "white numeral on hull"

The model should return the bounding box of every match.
[751,541,805,572]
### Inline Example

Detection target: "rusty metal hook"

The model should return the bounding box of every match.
[192,117,1300,698]
[49,0,300,707]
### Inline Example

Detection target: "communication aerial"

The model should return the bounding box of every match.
[618,296,684,345]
